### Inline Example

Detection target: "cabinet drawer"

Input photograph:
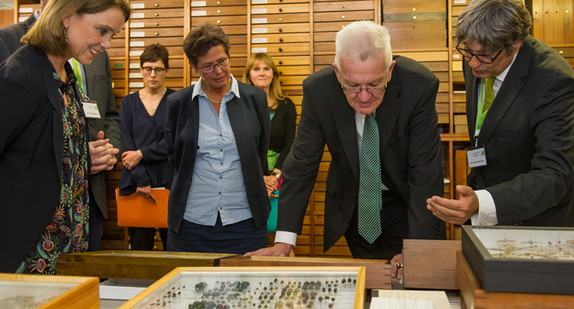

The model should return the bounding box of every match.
[251,42,310,54]
[130,18,184,28]
[278,75,306,86]
[251,12,310,24]
[554,47,574,58]
[191,0,246,6]
[313,10,374,22]
[252,0,310,4]
[252,23,310,34]
[313,1,374,12]
[395,51,449,62]
[192,15,247,26]
[251,3,310,14]
[274,55,311,66]
[191,5,247,16]
[131,8,184,19]
[384,21,447,49]
[312,21,350,32]
[216,25,248,35]
[129,27,183,38]
[130,1,183,9]
[252,33,311,44]
[313,41,334,53]
[276,65,311,76]
[107,47,125,58]
[128,37,184,48]
[382,0,446,14]
[228,34,248,45]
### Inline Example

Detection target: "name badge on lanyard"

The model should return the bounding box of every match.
[468,79,489,168]
[82,100,101,119]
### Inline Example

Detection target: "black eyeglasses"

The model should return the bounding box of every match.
[142,67,166,75]
[339,72,389,95]
[198,58,230,74]
[456,42,504,64]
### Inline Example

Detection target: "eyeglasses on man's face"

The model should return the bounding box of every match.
[456,42,504,64]
[339,73,388,95]
[198,57,230,74]
[141,67,166,75]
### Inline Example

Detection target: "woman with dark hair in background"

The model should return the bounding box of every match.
[120,43,174,251]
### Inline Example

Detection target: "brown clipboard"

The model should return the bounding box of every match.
[115,188,169,228]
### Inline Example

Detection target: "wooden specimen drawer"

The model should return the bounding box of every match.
[130,18,184,28]
[252,0,311,4]
[130,0,183,9]
[128,58,185,69]
[313,1,375,12]
[214,24,248,35]
[251,12,310,24]
[128,68,184,78]
[251,3,310,14]
[385,21,447,49]
[192,15,247,26]
[313,21,351,33]
[313,10,374,23]
[130,8,184,19]
[107,48,126,57]
[252,42,310,54]
[554,47,574,58]
[129,27,183,38]
[191,0,246,6]
[274,55,311,66]
[252,32,311,44]
[129,46,182,57]
[129,37,184,48]
[276,65,311,76]
[383,0,446,14]
[191,5,247,16]
[252,22,310,34]
[278,75,306,86]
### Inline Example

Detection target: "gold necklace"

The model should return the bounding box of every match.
[203,79,231,105]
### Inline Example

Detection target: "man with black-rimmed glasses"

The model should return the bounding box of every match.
[427,0,574,228]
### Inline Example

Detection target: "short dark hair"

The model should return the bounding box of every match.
[140,43,169,69]
[183,23,230,68]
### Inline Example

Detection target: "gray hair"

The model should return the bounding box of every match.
[456,0,531,53]
[334,21,392,72]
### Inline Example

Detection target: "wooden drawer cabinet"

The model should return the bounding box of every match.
[252,42,310,54]
[130,8,185,19]
[130,1,183,9]
[274,55,311,66]
[252,32,310,44]
[191,5,247,16]
[252,12,310,24]
[314,1,374,12]
[385,21,448,49]
[251,3,310,14]
[314,10,374,22]
[191,0,246,6]
[252,22,310,34]
[129,27,184,38]
[276,65,311,75]
[193,15,247,26]
[130,18,184,28]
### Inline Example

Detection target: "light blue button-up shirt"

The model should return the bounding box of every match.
[183,75,253,226]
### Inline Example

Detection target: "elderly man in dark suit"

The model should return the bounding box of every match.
[0,0,121,251]
[427,0,574,227]
[246,21,445,278]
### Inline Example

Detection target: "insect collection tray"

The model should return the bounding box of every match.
[120,266,366,308]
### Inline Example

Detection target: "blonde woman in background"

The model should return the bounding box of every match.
[243,53,297,195]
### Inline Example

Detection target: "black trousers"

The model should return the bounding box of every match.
[129,227,168,251]
[344,190,408,260]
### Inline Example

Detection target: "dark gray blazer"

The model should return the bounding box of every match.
[0,14,36,63]
[465,35,574,226]
[277,56,446,252]
[84,50,121,218]
[165,82,271,233]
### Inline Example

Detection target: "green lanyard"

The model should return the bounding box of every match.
[474,79,489,135]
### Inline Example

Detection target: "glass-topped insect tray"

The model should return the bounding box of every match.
[121,266,366,309]
[0,273,99,308]
[461,225,574,294]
